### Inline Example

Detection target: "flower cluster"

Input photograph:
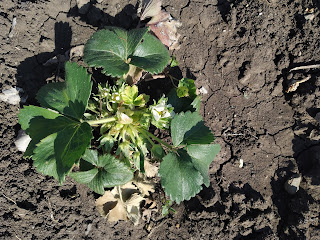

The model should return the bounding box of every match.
[85,83,174,171]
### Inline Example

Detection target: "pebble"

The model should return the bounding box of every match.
[199,86,208,95]
[15,129,31,152]
[284,174,302,195]
[239,159,244,168]
[0,87,24,105]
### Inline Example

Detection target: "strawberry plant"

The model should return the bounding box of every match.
[18,24,220,222]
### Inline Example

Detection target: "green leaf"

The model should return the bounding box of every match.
[18,106,60,130]
[151,144,165,159]
[176,86,189,98]
[33,133,58,179]
[29,118,92,183]
[191,95,201,113]
[84,27,148,77]
[167,89,193,113]
[70,150,133,195]
[177,78,197,99]
[187,144,220,187]
[55,122,92,182]
[122,85,139,105]
[170,55,179,68]
[130,33,170,74]
[84,27,169,77]
[171,111,214,146]
[183,121,214,145]
[36,62,92,120]
[99,135,115,153]
[24,115,76,158]
[170,111,202,146]
[159,151,203,204]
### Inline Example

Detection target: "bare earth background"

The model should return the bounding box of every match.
[1,0,320,239]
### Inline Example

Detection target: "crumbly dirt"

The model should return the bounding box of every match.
[1,0,320,239]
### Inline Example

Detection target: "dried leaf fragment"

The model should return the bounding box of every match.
[96,183,145,225]
[139,0,181,50]
[139,0,162,21]
[133,173,155,197]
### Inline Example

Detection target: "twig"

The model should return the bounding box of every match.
[8,16,17,38]
[2,193,17,205]
[289,64,320,72]
[223,133,244,137]
[46,197,58,223]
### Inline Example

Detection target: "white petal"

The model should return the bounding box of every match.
[154,104,165,112]
[152,108,161,121]
[162,110,171,118]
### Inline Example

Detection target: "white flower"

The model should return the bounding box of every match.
[110,92,120,103]
[151,99,174,121]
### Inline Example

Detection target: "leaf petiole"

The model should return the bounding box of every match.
[138,127,174,151]
[86,116,117,126]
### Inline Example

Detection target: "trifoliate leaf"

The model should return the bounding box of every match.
[187,144,220,187]
[70,150,133,195]
[84,27,169,77]
[170,111,202,146]
[36,62,92,120]
[158,151,203,204]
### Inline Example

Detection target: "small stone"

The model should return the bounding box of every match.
[199,86,208,95]
[15,130,31,152]
[304,14,315,21]
[284,174,302,195]
[239,159,244,168]
[76,0,90,14]
[0,87,24,105]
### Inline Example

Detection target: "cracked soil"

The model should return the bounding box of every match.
[0,0,320,239]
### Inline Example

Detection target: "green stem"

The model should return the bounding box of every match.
[86,116,116,126]
[139,128,155,147]
[138,128,174,150]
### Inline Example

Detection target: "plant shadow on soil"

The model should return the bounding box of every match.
[271,65,320,238]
